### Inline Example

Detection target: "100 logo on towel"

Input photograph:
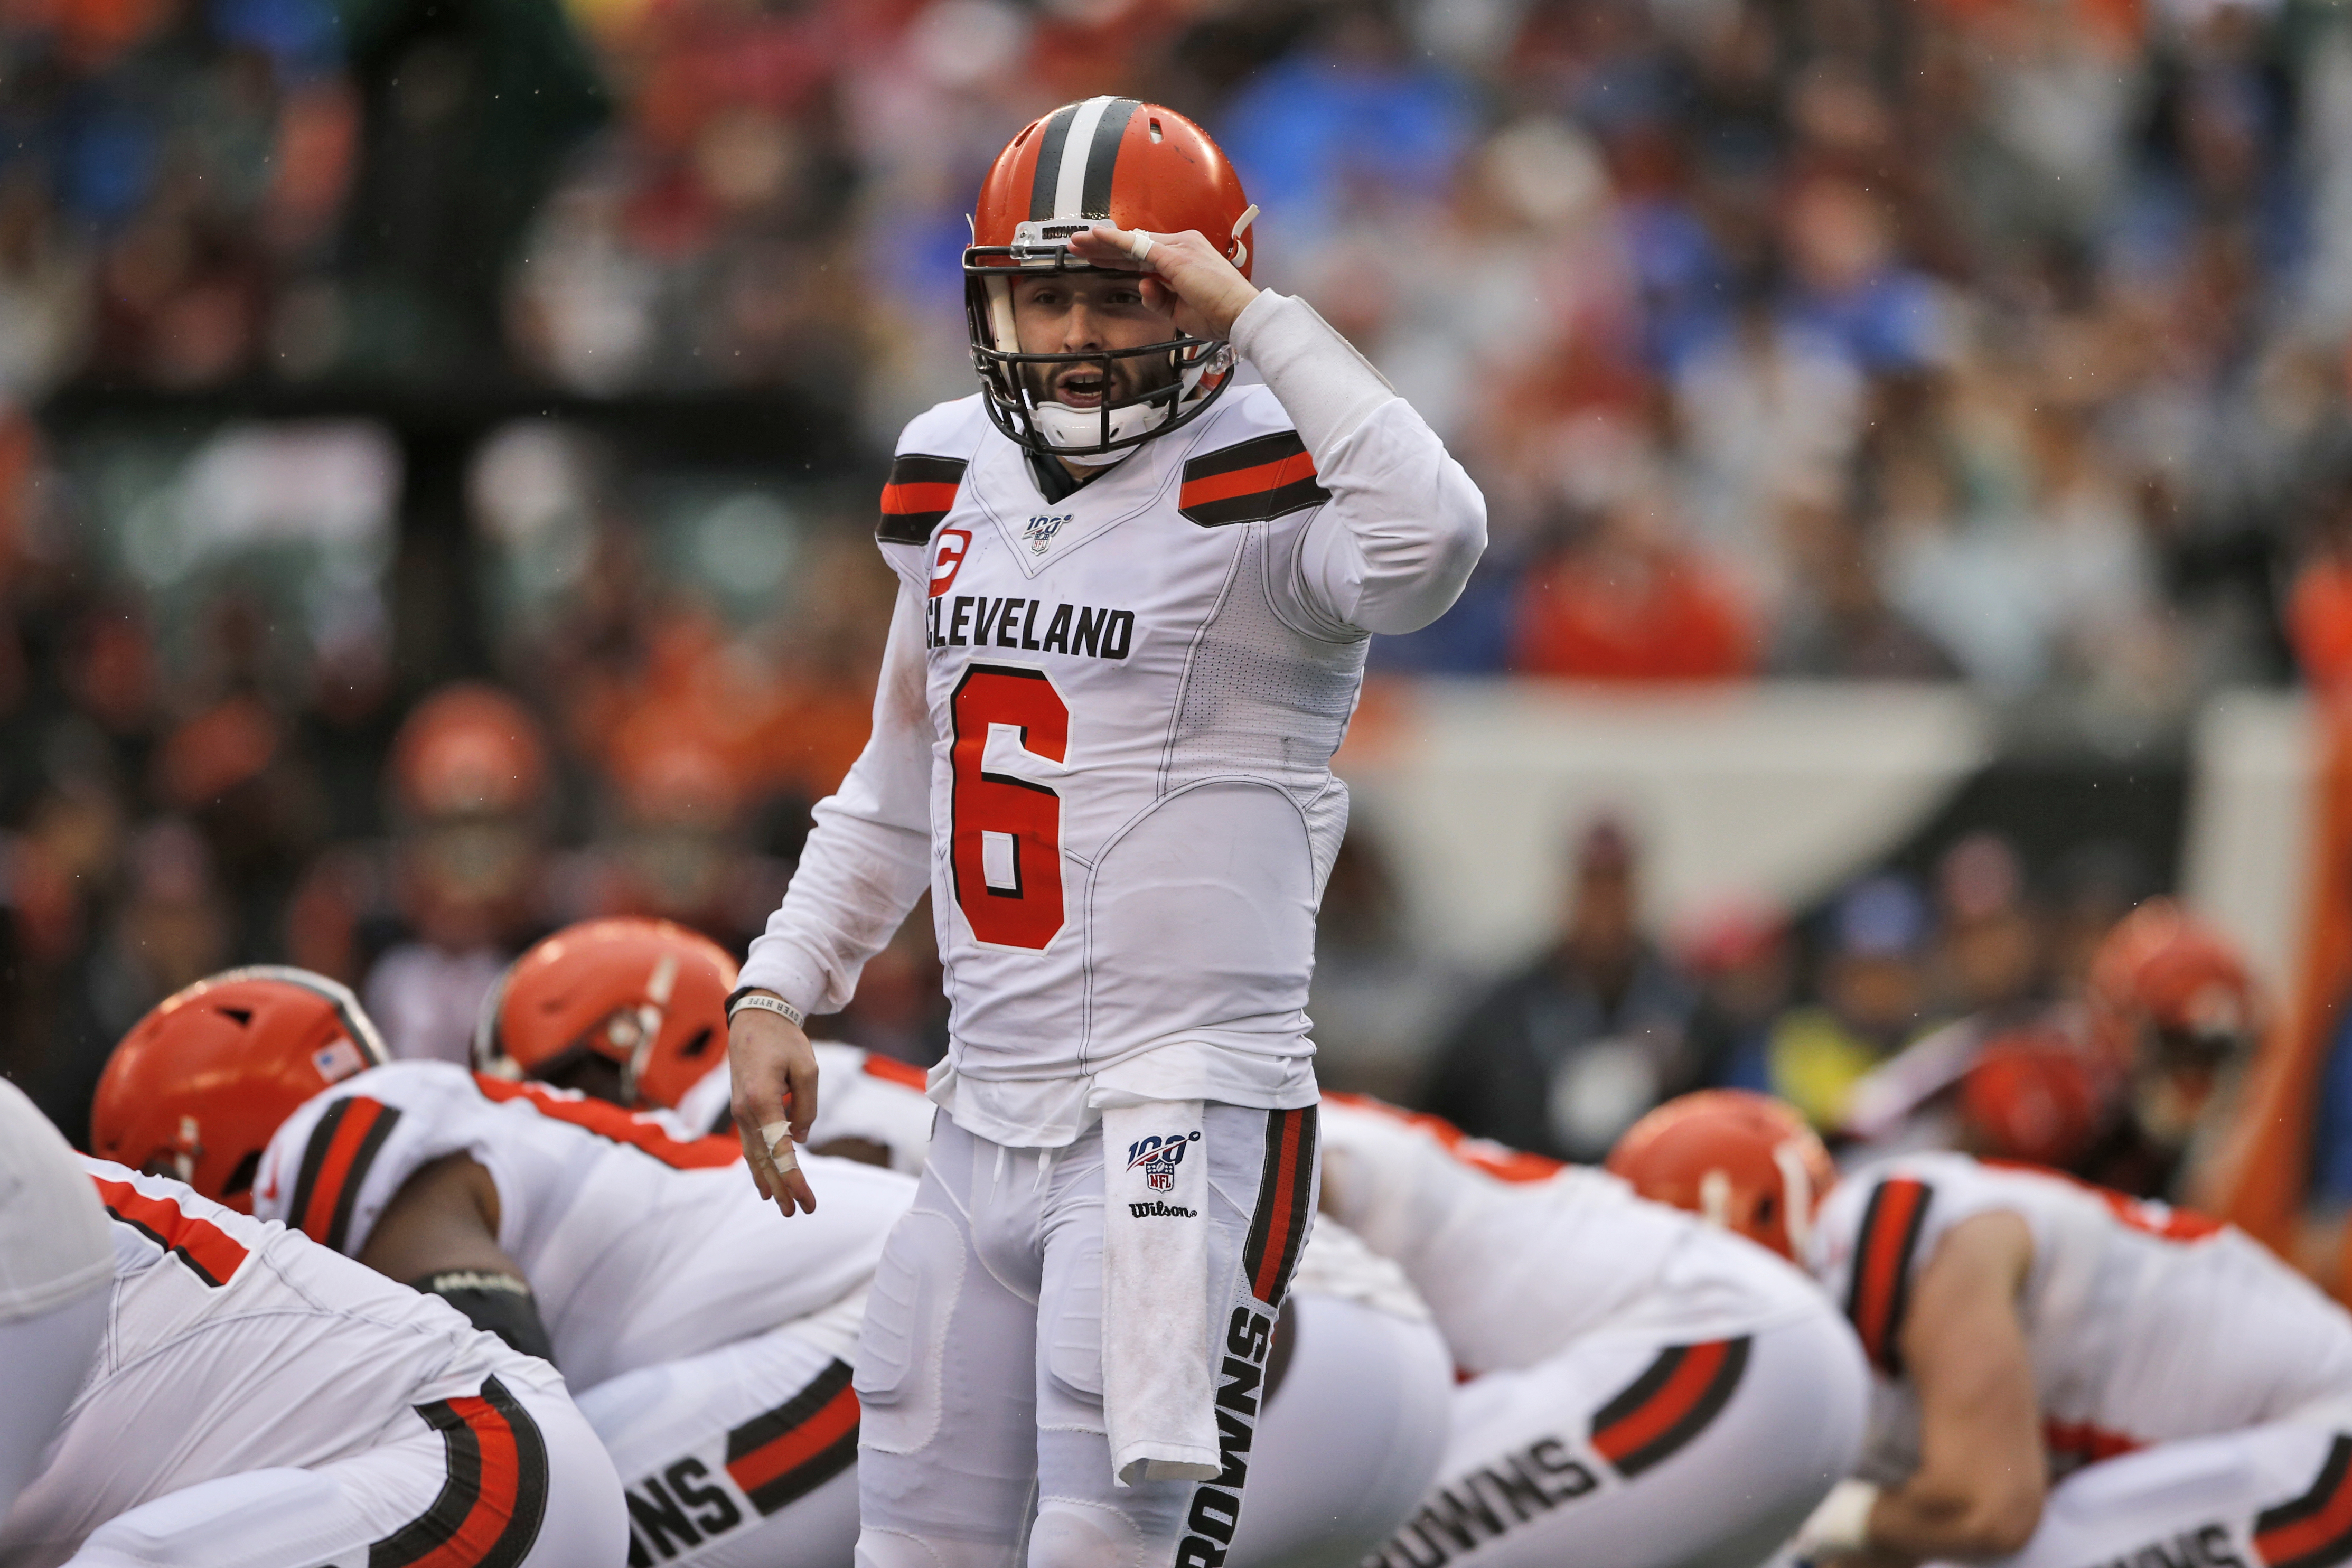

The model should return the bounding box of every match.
[1126,1131,1203,1193]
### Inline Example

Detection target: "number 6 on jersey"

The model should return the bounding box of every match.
[949,665,1069,949]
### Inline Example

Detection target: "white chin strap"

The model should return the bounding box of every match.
[1030,400,1168,463]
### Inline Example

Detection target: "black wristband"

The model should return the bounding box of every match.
[414,1270,558,1364]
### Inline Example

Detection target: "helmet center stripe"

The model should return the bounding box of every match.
[1053,96,1117,220]
[1079,98,1139,220]
[1027,105,1079,221]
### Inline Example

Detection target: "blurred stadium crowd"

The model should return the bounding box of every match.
[11,0,2352,1192]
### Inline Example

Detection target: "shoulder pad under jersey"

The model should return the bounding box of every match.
[252,1060,496,1257]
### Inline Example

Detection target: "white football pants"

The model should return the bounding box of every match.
[573,1307,865,1568]
[1367,1305,1869,1568]
[50,1370,625,1568]
[851,1105,1320,1568]
[1966,1419,2352,1568]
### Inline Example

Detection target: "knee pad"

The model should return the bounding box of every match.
[1029,1500,1151,1568]
[858,1526,1020,1568]
[71,1467,370,1568]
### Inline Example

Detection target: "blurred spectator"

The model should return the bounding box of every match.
[361,683,553,1064]
[1933,831,2047,1020]
[1423,818,1703,1162]
[1510,488,1756,682]
[1672,893,1795,1093]
[1309,829,1461,1103]
[1765,873,1935,1130]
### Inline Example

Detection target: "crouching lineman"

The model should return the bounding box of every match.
[1314,1094,1869,1568]
[473,917,940,1168]
[2,1158,624,1564]
[476,916,1458,1568]
[0,1079,111,1521]
[1611,1091,2352,1568]
[91,966,915,1568]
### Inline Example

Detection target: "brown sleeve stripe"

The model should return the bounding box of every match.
[2257,1434,2352,1568]
[370,1375,550,1568]
[291,1096,402,1255]
[1590,1336,1751,1478]
[1179,432,1329,528]
[1846,1177,1933,1375]
[878,455,968,544]
[1243,1105,1318,1307]
[725,1359,860,1516]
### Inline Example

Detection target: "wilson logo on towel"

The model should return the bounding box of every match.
[1126,1131,1201,1193]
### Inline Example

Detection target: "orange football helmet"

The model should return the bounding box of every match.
[475,917,737,1110]
[2086,899,2259,1073]
[91,966,388,1210]
[964,97,1255,460]
[1958,1027,2108,1168]
[1606,1090,1836,1261]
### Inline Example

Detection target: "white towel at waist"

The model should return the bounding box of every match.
[1100,1098,1220,1486]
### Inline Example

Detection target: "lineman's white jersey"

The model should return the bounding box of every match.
[671,1041,939,1167]
[251,1060,915,1388]
[1319,1095,1826,1374]
[1810,1151,2352,1480]
[741,294,1486,1147]
[3,1160,551,1559]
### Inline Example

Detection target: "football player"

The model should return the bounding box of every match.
[473,917,940,1169]
[1317,1093,1869,1568]
[476,917,1458,1568]
[1611,1091,2352,1568]
[722,96,1485,1568]
[1,1153,625,1567]
[0,1079,110,1520]
[91,966,914,1568]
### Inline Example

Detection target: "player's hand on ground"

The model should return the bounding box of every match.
[1068,223,1258,341]
[729,999,819,1217]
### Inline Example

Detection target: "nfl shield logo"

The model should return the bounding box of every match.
[1126,1132,1200,1193]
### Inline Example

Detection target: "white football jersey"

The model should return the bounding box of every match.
[251,1060,916,1388]
[672,1042,940,1169]
[1810,1152,2352,1480]
[741,295,1485,1146]
[2,1160,540,1560]
[1318,1096,1826,1375]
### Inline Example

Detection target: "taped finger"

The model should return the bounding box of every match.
[1127,230,1155,264]
[760,1120,802,1175]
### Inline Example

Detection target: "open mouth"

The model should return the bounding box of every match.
[1052,369,1111,408]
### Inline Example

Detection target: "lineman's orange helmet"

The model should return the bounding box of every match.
[1606,1090,1836,1261]
[963,97,1255,461]
[91,967,388,1210]
[2085,899,2260,1073]
[474,917,737,1110]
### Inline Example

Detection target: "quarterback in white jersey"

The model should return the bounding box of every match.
[1614,1092,2352,1568]
[92,968,916,1568]
[1,1159,625,1568]
[1317,1095,1869,1568]
[724,96,1483,1568]
[475,920,1454,1568]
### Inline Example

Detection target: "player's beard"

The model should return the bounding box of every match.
[1021,350,1178,420]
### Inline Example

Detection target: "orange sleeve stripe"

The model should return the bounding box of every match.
[863,1053,929,1091]
[1848,1178,1932,1373]
[296,1097,393,1249]
[1177,451,1319,511]
[91,1175,249,1287]
[881,481,961,516]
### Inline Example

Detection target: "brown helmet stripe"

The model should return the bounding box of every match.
[1078,98,1139,219]
[1027,104,1080,221]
